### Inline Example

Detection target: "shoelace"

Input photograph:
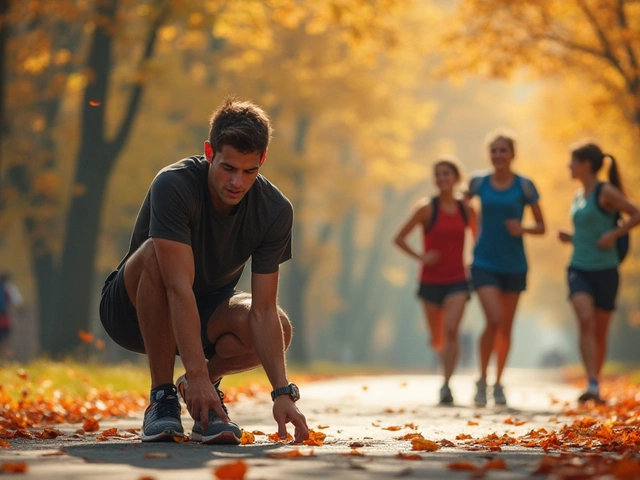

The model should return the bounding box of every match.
[150,397,181,420]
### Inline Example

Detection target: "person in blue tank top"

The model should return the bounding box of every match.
[558,142,640,403]
[466,131,546,406]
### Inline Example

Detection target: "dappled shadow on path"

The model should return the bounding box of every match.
[64,441,286,470]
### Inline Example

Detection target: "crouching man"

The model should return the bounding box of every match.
[99,97,308,444]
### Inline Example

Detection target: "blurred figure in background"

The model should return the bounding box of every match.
[0,272,24,356]
[558,142,640,403]
[394,158,477,404]
[467,131,545,406]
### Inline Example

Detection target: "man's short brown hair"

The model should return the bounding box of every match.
[208,97,272,155]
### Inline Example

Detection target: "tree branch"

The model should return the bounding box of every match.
[109,0,170,155]
[575,0,630,84]
[616,0,640,95]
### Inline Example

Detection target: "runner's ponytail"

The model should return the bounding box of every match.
[605,154,625,196]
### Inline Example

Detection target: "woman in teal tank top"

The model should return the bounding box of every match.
[558,142,640,404]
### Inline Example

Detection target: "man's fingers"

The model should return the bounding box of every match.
[276,415,288,440]
[214,402,230,423]
[292,415,309,442]
[200,407,209,431]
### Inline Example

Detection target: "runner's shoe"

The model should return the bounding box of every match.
[474,377,487,406]
[176,375,242,445]
[578,385,604,404]
[439,384,454,405]
[493,384,507,405]
[141,384,184,442]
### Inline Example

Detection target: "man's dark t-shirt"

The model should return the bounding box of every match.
[115,156,293,294]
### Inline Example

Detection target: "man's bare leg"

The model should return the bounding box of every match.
[205,293,292,381]
[123,239,183,441]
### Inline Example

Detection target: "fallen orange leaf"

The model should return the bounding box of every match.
[467,420,479,426]
[267,432,293,442]
[0,440,8,448]
[78,330,94,343]
[396,452,422,460]
[303,430,326,446]
[240,431,255,445]
[266,448,314,458]
[456,434,472,440]
[316,425,330,430]
[383,426,402,431]
[610,457,640,478]
[214,459,248,480]
[411,437,441,452]
[89,100,101,107]
[251,430,265,435]
[83,417,99,432]
[340,450,365,456]
[483,458,508,470]
[0,462,27,473]
[448,461,477,471]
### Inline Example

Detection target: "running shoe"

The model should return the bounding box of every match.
[493,384,507,406]
[141,385,184,442]
[578,385,604,404]
[439,384,454,405]
[176,375,242,445]
[474,377,487,406]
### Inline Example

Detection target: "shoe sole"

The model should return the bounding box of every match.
[191,430,241,445]
[141,428,185,442]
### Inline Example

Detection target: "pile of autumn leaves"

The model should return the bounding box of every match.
[0,370,639,478]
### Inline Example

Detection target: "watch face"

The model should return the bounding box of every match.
[290,383,300,402]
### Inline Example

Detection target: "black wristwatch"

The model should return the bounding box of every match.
[271,383,300,402]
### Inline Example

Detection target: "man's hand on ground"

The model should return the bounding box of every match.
[186,376,230,430]
[273,396,309,443]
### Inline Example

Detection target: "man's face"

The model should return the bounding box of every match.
[205,142,262,214]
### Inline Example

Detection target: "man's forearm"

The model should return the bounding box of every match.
[249,308,288,389]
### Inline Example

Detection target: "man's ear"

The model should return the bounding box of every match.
[204,141,214,163]
[260,148,268,166]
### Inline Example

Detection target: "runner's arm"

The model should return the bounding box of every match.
[523,202,546,235]
[394,201,431,261]
[250,270,309,442]
[600,184,640,237]
[152,238,227,425]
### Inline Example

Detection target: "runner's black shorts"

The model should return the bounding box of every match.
[470,266,527,293]
[567,266,619,312]
[99,267,242,359]
[417,280,471,307]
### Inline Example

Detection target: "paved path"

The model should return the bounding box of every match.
[1,369,580,479]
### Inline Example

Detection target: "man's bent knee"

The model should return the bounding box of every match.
[123,238,165,306]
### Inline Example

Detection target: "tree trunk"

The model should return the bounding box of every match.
[49,154,111,354]
[45,0,166,355]
[279,116,311,364]
[0,0,8,175]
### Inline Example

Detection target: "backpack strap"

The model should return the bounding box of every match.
[593,182,616,221]
[425,196,439,233]
[457,199,469,226]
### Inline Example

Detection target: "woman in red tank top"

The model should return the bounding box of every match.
[394,159,477,404]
